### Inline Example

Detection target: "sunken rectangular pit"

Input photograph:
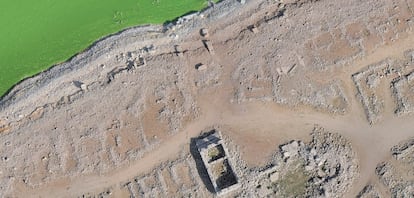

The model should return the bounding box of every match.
[195,131,240,196]
[212,159,238,190]
[207,144,225,163]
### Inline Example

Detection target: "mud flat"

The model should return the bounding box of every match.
[1,0,414,197]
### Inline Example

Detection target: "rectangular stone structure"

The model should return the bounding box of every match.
[195,131,240,196]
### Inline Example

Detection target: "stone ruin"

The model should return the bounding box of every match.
[195,131,240,196]
[249,129,359,198]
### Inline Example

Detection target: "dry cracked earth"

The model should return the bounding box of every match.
[1,0,414,197]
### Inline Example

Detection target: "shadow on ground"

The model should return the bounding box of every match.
[190,130,216,193]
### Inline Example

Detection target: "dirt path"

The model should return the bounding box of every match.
[19,25,414,198]
[4,0,414,197]
[24,95,414,197]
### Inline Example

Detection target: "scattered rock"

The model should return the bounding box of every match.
[202,40,215,54]
[251,128,358,198]
[196,63,207,71]
[280,140,302,160]
[356,185,381,198]
[200,28,209,37]
[248,25,259,33]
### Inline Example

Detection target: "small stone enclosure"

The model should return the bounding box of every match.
[195,131,240,196]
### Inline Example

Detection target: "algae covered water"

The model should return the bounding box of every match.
[0,0,214,97]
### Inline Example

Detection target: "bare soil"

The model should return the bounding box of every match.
[1,0,414,197]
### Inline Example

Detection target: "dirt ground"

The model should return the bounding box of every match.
[1,0,414,197]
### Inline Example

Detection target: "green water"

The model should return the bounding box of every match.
[0,0,216,97]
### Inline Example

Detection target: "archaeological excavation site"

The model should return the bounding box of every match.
[1,0,414,197]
